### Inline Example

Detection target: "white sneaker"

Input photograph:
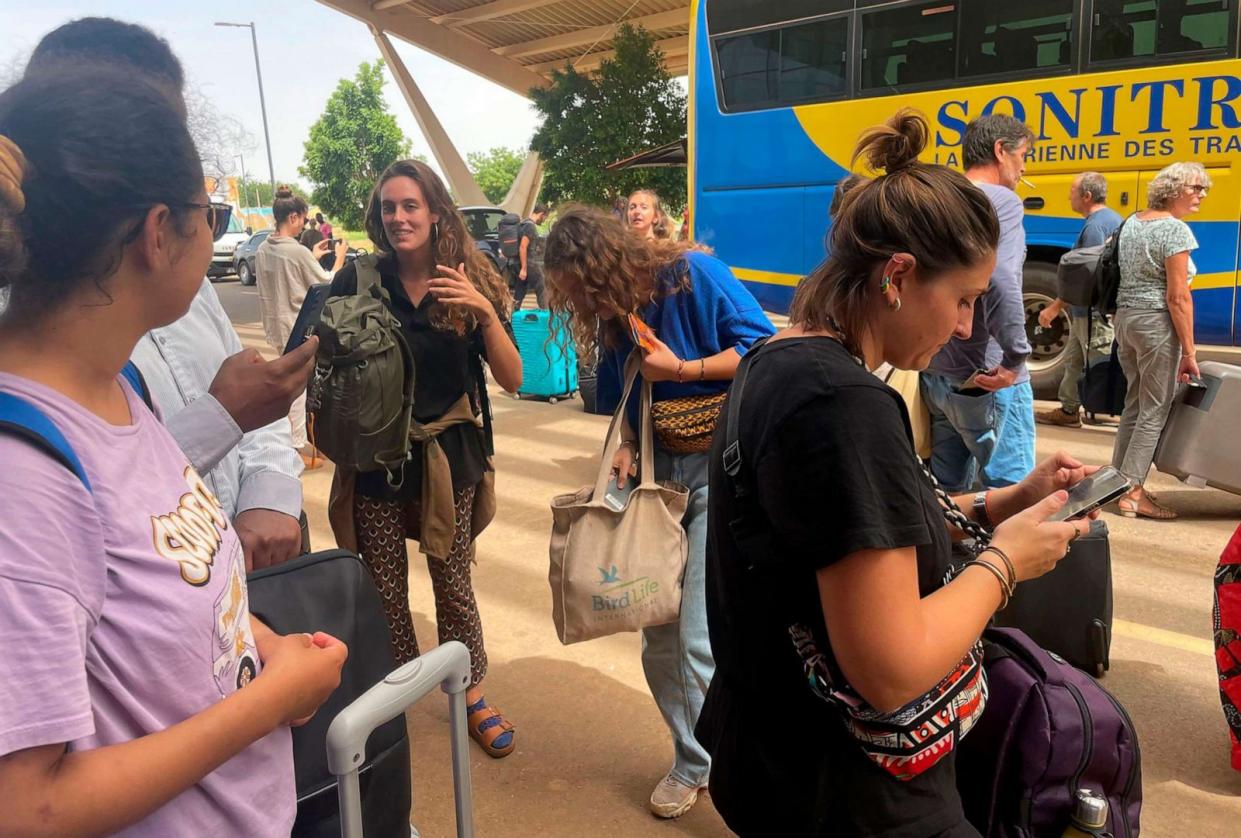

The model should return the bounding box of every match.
[649,772,704,819]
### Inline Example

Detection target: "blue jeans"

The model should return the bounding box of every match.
[644,449,713,787]
[921,374,1035,492]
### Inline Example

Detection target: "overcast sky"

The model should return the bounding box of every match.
[1,0,543,187]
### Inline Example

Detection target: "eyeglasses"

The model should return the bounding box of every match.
[175,202,233,241]
[1188,184,1209,196]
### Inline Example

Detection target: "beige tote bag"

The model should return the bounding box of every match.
[548,354,689,645]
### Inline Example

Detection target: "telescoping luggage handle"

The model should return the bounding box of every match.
[326,641,475,838]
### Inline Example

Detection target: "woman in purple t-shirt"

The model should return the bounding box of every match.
[0,62,345,835]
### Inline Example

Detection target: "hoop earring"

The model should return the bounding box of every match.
[889,298,903,313]
[431,221,440,247]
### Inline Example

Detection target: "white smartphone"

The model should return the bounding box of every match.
[603,472,635,512]
[1048,466,1133,522]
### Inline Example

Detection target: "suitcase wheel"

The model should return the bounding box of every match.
[549,397,558,404]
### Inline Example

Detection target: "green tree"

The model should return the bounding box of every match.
[530,24,687,212]
[233,178,309,209]
[467,146,526,204]
[300,60,412,229]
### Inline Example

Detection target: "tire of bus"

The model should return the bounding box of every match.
[1022,259,1072,399]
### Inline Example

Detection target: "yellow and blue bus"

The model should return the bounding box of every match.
[690,0,1241,391]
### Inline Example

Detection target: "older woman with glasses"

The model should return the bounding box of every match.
[1111,161,1211,520]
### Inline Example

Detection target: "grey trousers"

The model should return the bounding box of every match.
[1111,308,1180,484]
[1057,312,1115,412]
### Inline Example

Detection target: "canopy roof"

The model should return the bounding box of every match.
[315,0,692,97]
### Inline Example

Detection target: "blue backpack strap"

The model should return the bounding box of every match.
[121,360,154,411]
[0,392,92,492]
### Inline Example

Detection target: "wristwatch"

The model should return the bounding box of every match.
[973,491,993,529]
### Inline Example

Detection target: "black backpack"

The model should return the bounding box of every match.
[1091,214,1132,316]
[497,212,522,259]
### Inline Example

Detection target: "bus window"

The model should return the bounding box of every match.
[780,18,849,103]
[715,16,849,110]
[1091,0,1234,64]
[717,29,779,108]
[958,1,1075,79]
[860,1,957,92]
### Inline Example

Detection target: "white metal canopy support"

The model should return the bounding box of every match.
[372,28,489,206]
[500,151,545,216]
[318,0,549,97]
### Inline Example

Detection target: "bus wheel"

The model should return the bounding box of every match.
[1023,260,1071,399]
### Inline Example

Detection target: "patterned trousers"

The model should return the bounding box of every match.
[353,485,488,685]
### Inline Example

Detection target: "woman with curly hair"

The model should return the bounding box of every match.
[544,207,774,818]
[1110,160,1210,520]
[325,159,522,757]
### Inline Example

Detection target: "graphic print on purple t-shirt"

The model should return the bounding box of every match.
[148,463,261,695]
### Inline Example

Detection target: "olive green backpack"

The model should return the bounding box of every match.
[308,254,414,484]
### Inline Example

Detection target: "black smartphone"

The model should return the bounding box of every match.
[1048,466,1133,522]
[283,283,332,355]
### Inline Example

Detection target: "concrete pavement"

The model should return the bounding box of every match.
[215,279,1241,837]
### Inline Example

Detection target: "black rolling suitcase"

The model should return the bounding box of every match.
[247,550,412,838]
[1079,311,1127,419]
[992,520,1113,677]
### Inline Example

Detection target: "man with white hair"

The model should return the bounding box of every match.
[1036,171,1123,427]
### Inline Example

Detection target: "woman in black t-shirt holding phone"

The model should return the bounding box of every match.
[699,111,1097,836]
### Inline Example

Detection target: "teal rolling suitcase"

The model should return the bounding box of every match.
[511,310,578,403]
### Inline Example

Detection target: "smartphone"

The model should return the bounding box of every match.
[1048,466,1133,522]
[283,283,332,354]
[603,472,636,512]
[628,313,658,353]
[956,368,994,397]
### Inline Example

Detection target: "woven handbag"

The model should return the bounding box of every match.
[650,391,726,454]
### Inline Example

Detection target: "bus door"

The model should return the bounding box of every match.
[1135,167,1240,346]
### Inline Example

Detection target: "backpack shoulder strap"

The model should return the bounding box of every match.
[0,392,92,492]
[354,254,383,296]
[121,360,154,411]
[721,337,770,499]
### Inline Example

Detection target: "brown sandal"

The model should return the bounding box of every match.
[1117,496,1178,520]
[467,697,515,758]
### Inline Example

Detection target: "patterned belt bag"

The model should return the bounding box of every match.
[650,392,727,454]
[790,623,988,781]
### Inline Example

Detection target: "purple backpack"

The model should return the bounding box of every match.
[957,628,1142,837]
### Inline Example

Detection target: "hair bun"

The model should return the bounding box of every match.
[852,108,928,175]
[275,185,294,199]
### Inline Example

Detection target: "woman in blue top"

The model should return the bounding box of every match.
[544,206,774,819]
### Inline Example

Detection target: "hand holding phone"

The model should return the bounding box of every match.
[1047,466,1133,522]
[628,313,658,354]
[603,472,635,512]
[956,368,993,396]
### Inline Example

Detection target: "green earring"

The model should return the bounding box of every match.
[880,275,892,293]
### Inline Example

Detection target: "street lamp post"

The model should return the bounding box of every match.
[215,21,276,197]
